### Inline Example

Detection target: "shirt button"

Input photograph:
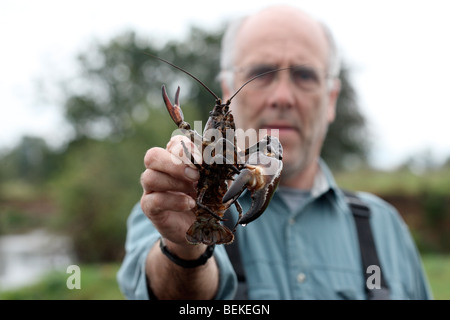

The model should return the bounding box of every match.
[289,218,295,225]
[297,273,306,283]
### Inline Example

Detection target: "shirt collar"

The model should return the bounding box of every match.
[313,159,350,215]
[244,158,342,211]
[272,159,344,217]
[311,158,339,198]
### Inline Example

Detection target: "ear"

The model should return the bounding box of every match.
[327,78,341,123]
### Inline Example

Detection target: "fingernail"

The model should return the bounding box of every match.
[185,167,199,181]
[187,197,196,209]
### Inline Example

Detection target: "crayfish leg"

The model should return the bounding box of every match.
[180,140,201,169]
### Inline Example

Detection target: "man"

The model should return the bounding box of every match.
[117,5,432,299]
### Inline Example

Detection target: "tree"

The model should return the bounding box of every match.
[0,136,60,184]
[322,66,369,170]
[63,27,222,143]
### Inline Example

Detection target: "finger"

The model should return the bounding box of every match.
[141,168,196,194]
[140,191,197,245]
[144,147,199,182]
[166,135,203,167]
[141,191,196,216]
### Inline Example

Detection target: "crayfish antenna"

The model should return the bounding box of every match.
[228,67,293,102]
[145,52,220,101]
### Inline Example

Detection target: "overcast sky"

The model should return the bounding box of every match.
[1,0,449,170]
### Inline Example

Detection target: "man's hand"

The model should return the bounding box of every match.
[140,135,207,254]
[141,135,219,299]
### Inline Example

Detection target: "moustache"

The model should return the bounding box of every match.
[257,114,301,135]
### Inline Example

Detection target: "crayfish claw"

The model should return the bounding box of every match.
[222,169,253,204]
[174,85,180,106]
[162,85,190,130]
[223,136,283,226]
[237,181,275,225]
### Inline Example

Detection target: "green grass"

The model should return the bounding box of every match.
[422,254,450,300]
[1,255,449,300]
[0,263,124,300]
[335,167,450,196]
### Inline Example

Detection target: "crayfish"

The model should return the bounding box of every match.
[151,55,283,245]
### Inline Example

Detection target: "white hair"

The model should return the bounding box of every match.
[218,12,341,91]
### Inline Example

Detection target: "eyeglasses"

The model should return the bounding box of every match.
[235,64,328,92]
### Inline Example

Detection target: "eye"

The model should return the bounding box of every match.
[291,67,319,83]
[245,65,276,86]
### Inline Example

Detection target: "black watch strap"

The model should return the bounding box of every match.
[159,237,215,268]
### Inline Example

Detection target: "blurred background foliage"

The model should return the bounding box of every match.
[0,26,449,298]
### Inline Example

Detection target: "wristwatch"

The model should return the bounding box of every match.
[159,237,215,268]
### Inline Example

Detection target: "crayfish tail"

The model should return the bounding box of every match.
[186,219,234,245]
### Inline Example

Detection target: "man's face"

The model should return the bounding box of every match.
[222,10,340,182]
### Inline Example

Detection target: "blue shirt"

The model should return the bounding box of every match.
[117,160,432,300]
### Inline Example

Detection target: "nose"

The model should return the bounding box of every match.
[267,71,295,110]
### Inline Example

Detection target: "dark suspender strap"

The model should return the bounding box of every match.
[343,190,390,300]
[223,214,248,299]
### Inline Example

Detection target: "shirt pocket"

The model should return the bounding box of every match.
[307,266,365,300]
